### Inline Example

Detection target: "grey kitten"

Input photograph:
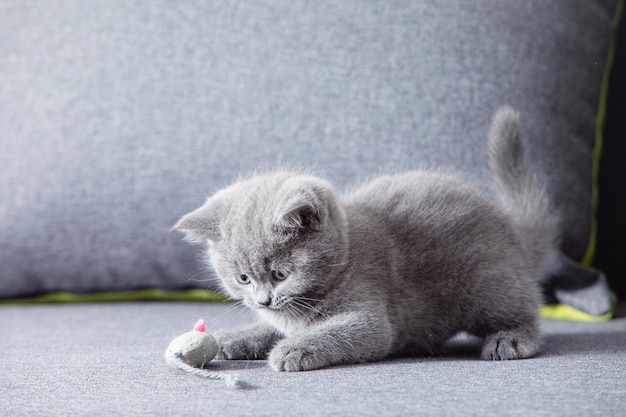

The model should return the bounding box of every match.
[175,107,555,372]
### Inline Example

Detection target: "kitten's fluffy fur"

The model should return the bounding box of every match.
[176,107,555,371]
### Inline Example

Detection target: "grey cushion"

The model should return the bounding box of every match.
[0,0,619,298]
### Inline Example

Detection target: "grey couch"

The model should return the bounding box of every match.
[3,302,626,416]
[2,1,625,416]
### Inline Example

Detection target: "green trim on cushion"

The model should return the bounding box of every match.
[540,293,617,322]
[581,0,625,267]
[0,288,231,305]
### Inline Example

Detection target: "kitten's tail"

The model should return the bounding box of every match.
[487,107,557,271]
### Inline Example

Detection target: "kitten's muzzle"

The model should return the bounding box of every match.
[256,296,272,307]
[254,290,272,307]
[253,282,274,307]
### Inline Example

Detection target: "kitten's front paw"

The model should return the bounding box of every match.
[214,333,270,360]
[269,340,326,372]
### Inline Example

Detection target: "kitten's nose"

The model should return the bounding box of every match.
[256,295,271,306]
[254,285,272,307]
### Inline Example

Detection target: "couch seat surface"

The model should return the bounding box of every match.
[2,302,625,417]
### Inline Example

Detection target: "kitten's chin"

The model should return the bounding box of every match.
[256,307,300,335]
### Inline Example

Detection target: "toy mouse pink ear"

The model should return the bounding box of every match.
[193,318,206,332]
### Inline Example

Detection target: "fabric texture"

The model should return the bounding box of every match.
[0,0,618,298]
[2,302,625,417]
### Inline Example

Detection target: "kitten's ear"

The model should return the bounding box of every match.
[173,198,223,243]
[273,178,334,235]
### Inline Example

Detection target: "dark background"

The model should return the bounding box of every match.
[595,14,626,300]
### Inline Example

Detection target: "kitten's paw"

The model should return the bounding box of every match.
[480,329,540,360]
[214,334,269,360]
[269,341,324,372]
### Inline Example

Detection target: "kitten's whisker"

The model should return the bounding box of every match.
[289,307,306,326]
[293,297,324,317]
[211,300,244,318]
[294,296,322,303]
[292,299,324,319]
[206,301,246,328]
[284,304,307,326]
[292,299,316,312]
[284,298,312,325]
[181,271,212,284]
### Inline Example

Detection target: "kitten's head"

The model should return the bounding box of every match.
[175,172,348,313]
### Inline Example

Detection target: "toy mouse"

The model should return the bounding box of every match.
[165,319,248,388]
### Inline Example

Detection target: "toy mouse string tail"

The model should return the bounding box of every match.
[167,353,250,389]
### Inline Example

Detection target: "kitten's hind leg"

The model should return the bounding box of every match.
[480,324,541,360]
[474,266,542,360]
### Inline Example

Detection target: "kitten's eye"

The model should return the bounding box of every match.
[237,274,251,284]
[272,269,289,281]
